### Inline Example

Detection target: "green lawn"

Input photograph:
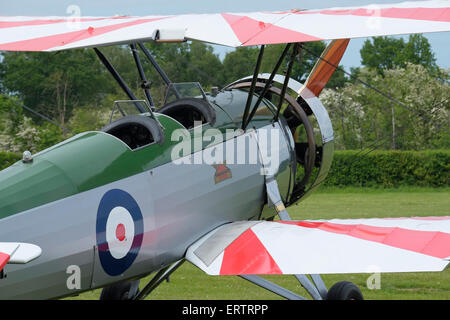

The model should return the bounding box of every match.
[73,187,450,300]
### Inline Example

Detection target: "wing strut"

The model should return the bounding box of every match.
[240,275,305,300]
[133,259,185,300]
[137,42,172,86]
[242,45,265,130]
[93,48,146,113]
[130,43,155,109]
[266,176,328,299]
[243,43,291,130]
[137,42,181,100]
[274,43,299,122]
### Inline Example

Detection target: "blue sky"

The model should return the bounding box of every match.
[3,0,449,70]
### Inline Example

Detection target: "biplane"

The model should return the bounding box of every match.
[0,0,449,300]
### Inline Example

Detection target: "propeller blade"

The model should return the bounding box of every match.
[301,38,350,97]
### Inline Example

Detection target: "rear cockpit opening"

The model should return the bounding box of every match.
[157,97,216,130]
[157,82,216,129]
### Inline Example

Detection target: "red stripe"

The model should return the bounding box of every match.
[0,17,166,51]
[220,228,282,275]
[0,252,10,271]
[221,13,321,46]
[280,221,450,259]
[307,7,450,22]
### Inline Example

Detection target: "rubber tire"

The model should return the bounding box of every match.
[326,281,364,300]
[99,281,139,300]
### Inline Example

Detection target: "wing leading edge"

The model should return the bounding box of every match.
[0,1,449,51]
[186,217,450,275]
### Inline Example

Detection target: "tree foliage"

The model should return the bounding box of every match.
[321,64,449,151]
[0,38,447,155]
[221,42,348,88]
[0,49,109,127]
[360,34,438,75]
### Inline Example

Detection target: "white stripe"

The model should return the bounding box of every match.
[305,0,450,11]
[275,14,450,41]
[184,13,241,47]
[309,217,450,233]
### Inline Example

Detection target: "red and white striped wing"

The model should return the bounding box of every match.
[186,217,450,275]
[0,242,42,271]
[0,1,449,51]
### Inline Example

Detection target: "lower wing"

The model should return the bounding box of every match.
[186,217,450,275]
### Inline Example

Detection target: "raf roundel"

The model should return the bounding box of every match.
[96,189,144,276]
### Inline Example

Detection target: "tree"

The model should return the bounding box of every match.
[360,36,405,73]
[222,46,259,85]
[360,34,438,75]
[401,34,437,72]
[359,35,441,149]
[321,64,449,151]
[0,49,110,127]
[99,42,224,107]
[222,42,348,89]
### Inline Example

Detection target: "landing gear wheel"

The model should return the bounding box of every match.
[99,280,140,300]
[326,281,363,300]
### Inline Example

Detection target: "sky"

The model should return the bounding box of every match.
[2,0,449,70]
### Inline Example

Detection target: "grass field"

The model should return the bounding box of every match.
[73,187,450,300]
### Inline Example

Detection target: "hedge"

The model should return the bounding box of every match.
[0,152,20,171]
[324,150,450,188]
[0,150,449,187]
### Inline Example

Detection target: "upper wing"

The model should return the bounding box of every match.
[0,242,42,271]
[186,217,450,275]
[0,0,449,51]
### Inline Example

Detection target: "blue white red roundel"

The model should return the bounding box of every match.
[96,189,144,276]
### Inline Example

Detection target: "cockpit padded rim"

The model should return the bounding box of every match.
[158,98,216,127]
[101,114,164,147]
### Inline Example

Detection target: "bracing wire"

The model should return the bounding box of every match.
[299,43,449,135]
[2,94,72,134]
[298,43,449,168]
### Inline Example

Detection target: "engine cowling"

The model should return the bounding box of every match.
[224,74,335,206]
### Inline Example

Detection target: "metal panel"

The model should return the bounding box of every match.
[229,74,334,204]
